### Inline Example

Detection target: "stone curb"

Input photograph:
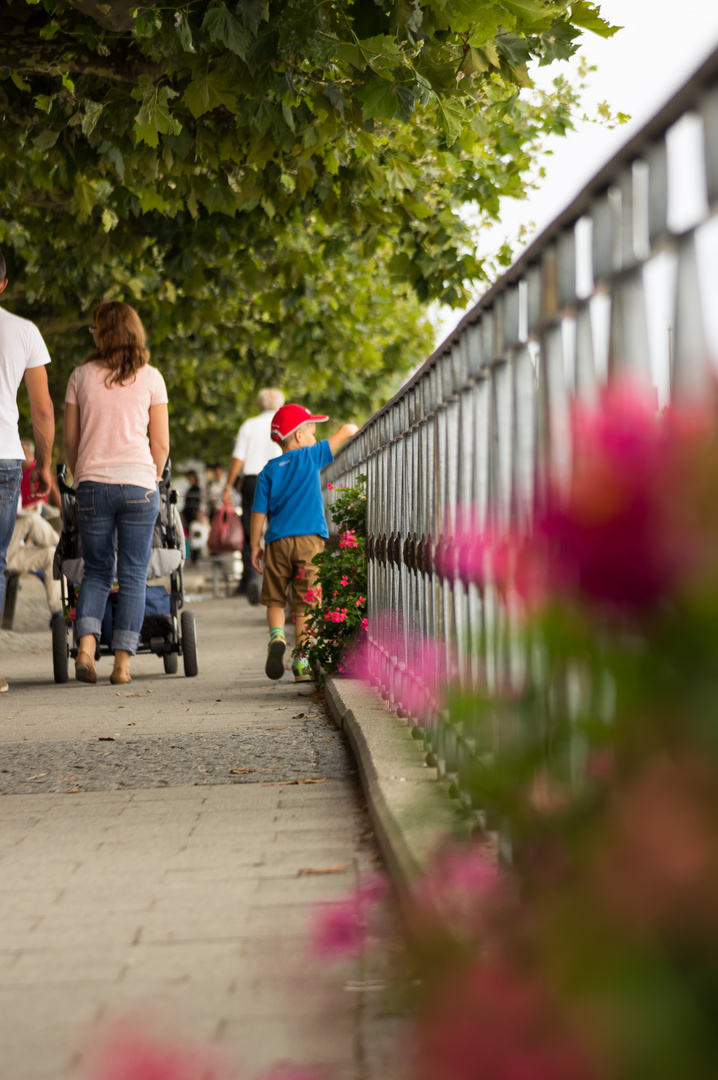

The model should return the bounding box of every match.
[324,677,468,906]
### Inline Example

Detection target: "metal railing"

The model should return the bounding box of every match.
[323,43,718,797]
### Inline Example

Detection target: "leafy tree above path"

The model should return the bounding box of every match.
[1,1,619,458]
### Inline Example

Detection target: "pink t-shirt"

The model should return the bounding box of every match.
[65,361,168,490]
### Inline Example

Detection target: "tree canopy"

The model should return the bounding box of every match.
[0,0,617,460]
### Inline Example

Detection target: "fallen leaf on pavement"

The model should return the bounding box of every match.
[230,768,254,774]
[99,736,116,742]
[66,788,82,794]
[298,865,347,876]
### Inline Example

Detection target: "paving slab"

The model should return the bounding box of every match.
[0,588,403,1079]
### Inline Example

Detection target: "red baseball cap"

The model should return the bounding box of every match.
[271,403,329,443]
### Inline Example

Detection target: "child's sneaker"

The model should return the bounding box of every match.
[265,632,286,680]
[292,655,313,683]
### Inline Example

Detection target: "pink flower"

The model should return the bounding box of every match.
[337,663,346,674]
[411,844,503,941]
[324,608,348,623]
[326,482,334,490]
[340,575,349,586]
[85,1024,233,1080]
[356,596,365,607]
[338,530,358,549]
[536,383,708,612]
[309,874,389,958]
[295,567,306,580]
[414,962,597,1080]
[361,618,368,632]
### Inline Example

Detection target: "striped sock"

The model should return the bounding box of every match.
[270,627,286,640]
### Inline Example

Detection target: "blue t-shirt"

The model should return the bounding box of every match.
[252,439,333,543]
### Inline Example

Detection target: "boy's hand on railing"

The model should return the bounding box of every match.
[328,423,359,453]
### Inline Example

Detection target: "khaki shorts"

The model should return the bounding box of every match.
[261,534,325,615]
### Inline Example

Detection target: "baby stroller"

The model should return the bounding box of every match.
[51,461,199,683]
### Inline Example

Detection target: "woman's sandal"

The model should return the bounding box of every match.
[110,668,131,685]
[75,653,98,684]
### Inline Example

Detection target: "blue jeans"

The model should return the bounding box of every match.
[0,460,23,613]
[75,482,160,655]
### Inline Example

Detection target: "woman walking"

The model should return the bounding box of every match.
[64,301,169,685]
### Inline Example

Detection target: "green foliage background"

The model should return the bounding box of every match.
[0,0,617,459]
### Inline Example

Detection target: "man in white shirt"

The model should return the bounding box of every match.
[224,388,284,602]
[0,252,55,690]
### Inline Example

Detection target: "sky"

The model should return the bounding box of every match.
[430,0,718,344]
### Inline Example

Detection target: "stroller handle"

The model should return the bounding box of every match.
[56,460,174,495]
[56,463,75,497]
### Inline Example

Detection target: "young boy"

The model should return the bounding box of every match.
[250,404,359,682]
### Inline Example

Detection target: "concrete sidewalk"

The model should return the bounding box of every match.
[0,581,402,1080]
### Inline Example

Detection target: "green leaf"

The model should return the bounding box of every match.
[435,96,467,145]
[135,85,181,147]
[183,70,238,118]
[500,0,560,21]
[74,174,96,220]
[138,189,170,213]
[33,129,59,151]
[236,0,269,36]
[570,1,621,36]
[11,73,31,92]
[107,146,125,181]
[355,80,398,121]
[175,12,195,53]
[335,43,367,72]
[201,184,238,216]
[202,8,250,59]
[34,94,55,114]
[39,20,60,40]
[82,101,104,137]
[460,47,490,77]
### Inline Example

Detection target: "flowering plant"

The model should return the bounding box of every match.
[302,475,367,682]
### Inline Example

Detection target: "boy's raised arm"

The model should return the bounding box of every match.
[328,423,359,454]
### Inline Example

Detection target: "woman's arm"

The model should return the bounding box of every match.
[149,403,170,480]
[64,402,81,476]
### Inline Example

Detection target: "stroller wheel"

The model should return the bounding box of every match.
[181,610,199,677]
[52,615,69,684]
[163,652,179,675]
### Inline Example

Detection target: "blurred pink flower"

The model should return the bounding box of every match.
[340,575,349,586]
[85,1024,233,1080]
[361,618,368,631]
[338,530,358,549]
[537,383,708,612]
[411,844,503,941]
[326,482,334,490]
[414,962,597,1080]
[309,874,389,958]
[356,596,365,607]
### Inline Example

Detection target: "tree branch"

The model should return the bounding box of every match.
[66,1,161,34]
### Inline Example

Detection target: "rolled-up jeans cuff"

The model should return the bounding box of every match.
[112,629,140,655]
[75,617,102,641]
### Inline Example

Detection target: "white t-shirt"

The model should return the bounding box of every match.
[231,409,281,476]
[0,306,52,459]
